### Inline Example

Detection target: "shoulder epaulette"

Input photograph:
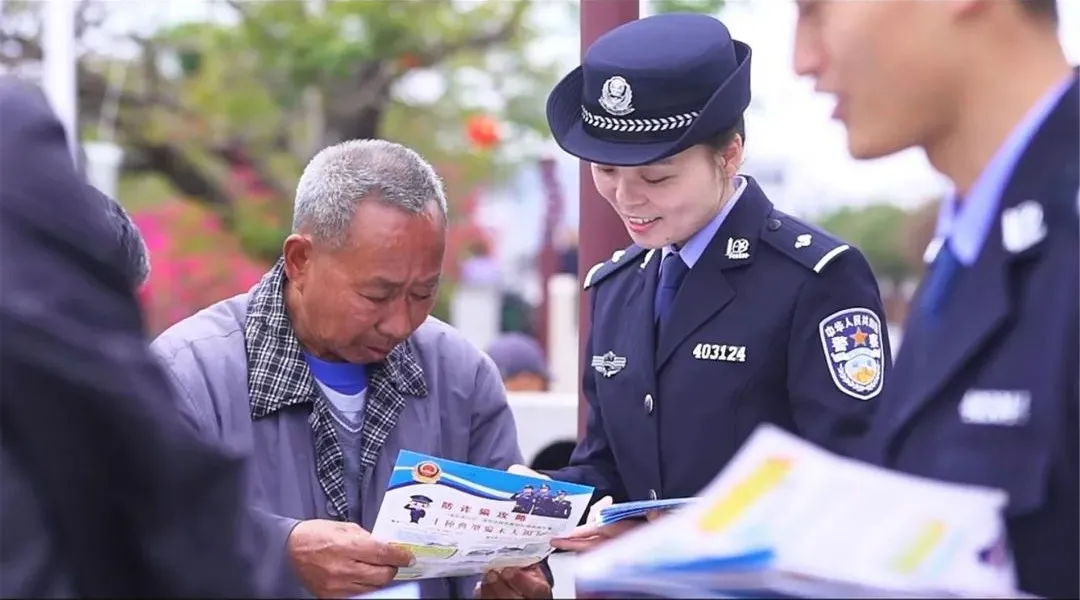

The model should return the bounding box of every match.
[583,244,648,290]
[760,211,851,274]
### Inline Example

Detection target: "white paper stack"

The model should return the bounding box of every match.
[598,498,695,526]
[575,425,1032,599]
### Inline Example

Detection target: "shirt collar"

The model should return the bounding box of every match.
[244,258,427,419]
[663,175,747,269]
[936,73,1074,266]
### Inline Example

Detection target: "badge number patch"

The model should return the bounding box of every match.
[818,307,884,401]
[692,343,746,363]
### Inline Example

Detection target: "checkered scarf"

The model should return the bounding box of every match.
[244,258,429,520]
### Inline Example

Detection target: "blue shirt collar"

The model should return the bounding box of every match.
[303,352,369,395]
[935,73,1074,266]
[663,175,747,269]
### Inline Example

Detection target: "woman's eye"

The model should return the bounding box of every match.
[644,176,671,184]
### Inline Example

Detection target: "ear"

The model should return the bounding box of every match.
[715,135,744,179]
[282,234,314,292]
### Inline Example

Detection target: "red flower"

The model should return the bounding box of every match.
[465,114,501,151]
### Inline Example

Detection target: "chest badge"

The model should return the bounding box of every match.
[591,351,627,378]
[1001,200,1046,254]
[958,389,1031,427]
[817,307,885,401]
[725,237,750,260]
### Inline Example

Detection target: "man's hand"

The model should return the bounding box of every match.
[550,496,666,553]
[286,519,415,598]
[475,564,552,599]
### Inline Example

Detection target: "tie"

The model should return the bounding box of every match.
[917,241,962,323]
[654,252,690,329]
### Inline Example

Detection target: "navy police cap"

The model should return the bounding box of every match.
[546,13,752,167]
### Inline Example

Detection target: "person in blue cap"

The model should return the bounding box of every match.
[793,1,1076,597]
[485,332,551,393]
[508,13,891,559]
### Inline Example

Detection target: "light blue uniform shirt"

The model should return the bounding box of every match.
[934,75,1074,266]
[661,175,748,273]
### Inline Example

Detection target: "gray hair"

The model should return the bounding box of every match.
[292,139,448,247]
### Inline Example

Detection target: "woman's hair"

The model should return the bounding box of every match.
[703,115,746,171]
[703,116,745,152]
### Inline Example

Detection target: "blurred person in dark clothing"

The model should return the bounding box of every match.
[486,332,551,392]
[0,75,258,597]
[91,183,151,288]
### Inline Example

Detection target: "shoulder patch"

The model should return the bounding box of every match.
[583,244,647,290]
[817,307,885,401]
[761,212,851,274]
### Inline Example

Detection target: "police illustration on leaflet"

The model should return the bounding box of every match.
[534,13,891,527]
[403,494,432,524]
[508,484,573,519]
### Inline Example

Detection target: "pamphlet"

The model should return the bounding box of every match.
[575,425,1026,599]
[371,451,593,581]
[598,498,695,525]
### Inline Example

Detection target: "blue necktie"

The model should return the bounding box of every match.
[655,252,689,329]
[918,241,961,323]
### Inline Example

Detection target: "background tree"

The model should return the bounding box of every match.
[898,197,942,279]
[815,202,915,286]
[0,0,560,260]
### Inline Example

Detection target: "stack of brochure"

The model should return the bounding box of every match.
[598,498,695,526]
[575,425,1031,599]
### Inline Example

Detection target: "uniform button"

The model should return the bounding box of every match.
[767,218,782,231]
[644,393,654,414]
[649,489,659,500]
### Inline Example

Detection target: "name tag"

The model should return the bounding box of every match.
[692,343,746,363]
[958,390,1031,426]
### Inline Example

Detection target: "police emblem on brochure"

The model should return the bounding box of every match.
[591,351,627,378]
[817,308,884,400]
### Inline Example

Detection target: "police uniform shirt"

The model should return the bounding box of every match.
[556,175,892,504]
[858,72,1078,600]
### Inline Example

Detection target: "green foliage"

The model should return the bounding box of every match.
[647,0,727,15]
[816,203,915,283]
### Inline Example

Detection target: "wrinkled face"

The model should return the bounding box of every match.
[793,0,960,159]
[284,199,445,364]
[591,144,735,249]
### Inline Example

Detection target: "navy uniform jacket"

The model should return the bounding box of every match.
[0,75,258,597]
[554,177,891,502]
[856,77,1079,599]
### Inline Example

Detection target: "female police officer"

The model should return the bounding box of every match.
[521,12,894,553]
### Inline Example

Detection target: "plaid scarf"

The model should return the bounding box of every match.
[243,258,428,519]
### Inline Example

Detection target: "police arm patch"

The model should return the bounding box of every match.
[817,307,885,401]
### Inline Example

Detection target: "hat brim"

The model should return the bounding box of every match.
[546,41,752,167]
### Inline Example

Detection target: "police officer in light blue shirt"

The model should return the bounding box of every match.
[793,0,1077,596]
[502,13,892,555]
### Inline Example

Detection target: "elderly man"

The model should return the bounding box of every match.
[152,139,553,599]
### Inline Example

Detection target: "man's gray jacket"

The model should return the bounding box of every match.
[151,275,525,599]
